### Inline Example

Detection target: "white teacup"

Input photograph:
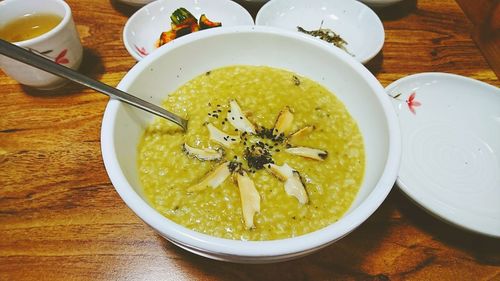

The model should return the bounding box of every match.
[0,0,83,90]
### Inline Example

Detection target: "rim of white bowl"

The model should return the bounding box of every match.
[122,0,255,61]
[102,26,401,260]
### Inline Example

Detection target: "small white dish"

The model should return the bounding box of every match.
[386,72,500,238]
[123,0,254,61]
[357,0,405,8]
[255,0,384,64]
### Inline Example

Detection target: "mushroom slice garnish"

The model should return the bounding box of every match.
[183,143,223,161]
[206,123,240,148]
[266,163,308,204]
[273,106,294,138]
[266,163,293,181]
[285,146,328,161]
[285,171,309,204]
[236,171,260,229]
[228,99,256,134]
[188,162,231,192]
[288,125,314,143]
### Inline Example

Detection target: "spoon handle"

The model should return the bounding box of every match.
[0,39,187,131]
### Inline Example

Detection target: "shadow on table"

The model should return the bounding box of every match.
[395,191,500,266]
[109,0,141,18]
[373,0,418,21]
[365,51,384,76]
[21,47,105,97]
[159,190,396,281]
[232,1,267,20]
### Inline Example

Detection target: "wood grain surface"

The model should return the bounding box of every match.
[1,0,499,280]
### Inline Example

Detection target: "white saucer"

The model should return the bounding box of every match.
[255,0,384,64]
[386,73,500,238]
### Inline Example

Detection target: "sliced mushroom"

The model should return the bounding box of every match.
[227,100,256,134]
[206,123,240,148]
[236,171,260,229]
[266,163,294,181]
[284,171,308,204]
[273,106,294,138]
[266,163,308,204]
[288,125,315,143]
[183,143,223,161]
[285,146,328,161]
[188,162,231,192]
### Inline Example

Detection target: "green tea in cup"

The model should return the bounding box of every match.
[0,13,62,42]
[0,0,83,89]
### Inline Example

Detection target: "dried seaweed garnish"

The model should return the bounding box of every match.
[244,143,274,171]
[297,21,353,56]
[228,160,243,174]
[256,127,285,142]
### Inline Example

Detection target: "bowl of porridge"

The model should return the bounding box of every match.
[101,26,400,263]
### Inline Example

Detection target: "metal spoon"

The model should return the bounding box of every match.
[0,39,188,131]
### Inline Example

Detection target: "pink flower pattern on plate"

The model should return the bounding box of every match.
[134,45,148,57]
[406,92,421,115]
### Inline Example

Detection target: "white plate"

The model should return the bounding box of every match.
[255,0,384,64]
[123,0,254,61]
[386,73,500,238]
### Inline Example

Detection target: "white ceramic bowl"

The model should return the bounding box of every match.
[123,0,254,61]
[102,26,401,263]
[255,0,384,64]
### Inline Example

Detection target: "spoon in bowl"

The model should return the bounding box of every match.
[0,39,188,131]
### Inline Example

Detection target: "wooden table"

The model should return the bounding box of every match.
[1,0,499,280]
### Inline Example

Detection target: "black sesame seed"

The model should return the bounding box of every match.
[239,117,243,120]
[231,117,235,120]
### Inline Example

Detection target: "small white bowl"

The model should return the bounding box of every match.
[255,0,384,64]
[102,26,400,263]
[123,0,254,61]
